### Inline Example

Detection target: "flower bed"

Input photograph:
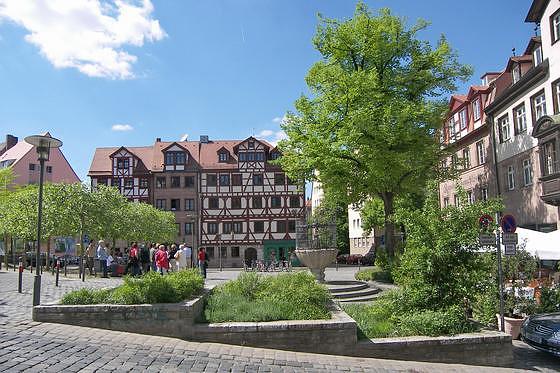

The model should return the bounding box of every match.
[60,269,204,305]
[203,272,331,322]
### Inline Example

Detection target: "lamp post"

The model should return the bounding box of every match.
[216,233,222,271]
[24,134,63,306]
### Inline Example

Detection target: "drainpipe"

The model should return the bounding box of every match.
[489,114,505,332]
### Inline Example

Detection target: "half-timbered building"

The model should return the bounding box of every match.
[88,136,305,266]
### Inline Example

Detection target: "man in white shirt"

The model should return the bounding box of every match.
[175,244,190,271]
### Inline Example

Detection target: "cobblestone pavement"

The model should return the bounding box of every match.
[1,269,559,372]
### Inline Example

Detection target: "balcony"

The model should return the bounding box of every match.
[540,161,560,205]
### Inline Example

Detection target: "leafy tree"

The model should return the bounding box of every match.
[311,188,350,254]
[278,3,471,258]
[394,183,502,311]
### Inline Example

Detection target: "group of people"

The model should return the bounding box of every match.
[84,240,209,278]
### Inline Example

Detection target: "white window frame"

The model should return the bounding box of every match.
[533,92,547,120]
[552,11,560,43]
[499,116,510,143]
[462,148,470,169]
[554,80,560,114]
[512,64,521,84]
[522,159,533,186]
[472,99,481,121]
[507,166,515,191]
[481,187,488,201]
[443,197,449,208]
[459,109,467,130]
[476,140,485,165]
[533,45,543,66]
[467,190,475,204]
[514,104,527,134]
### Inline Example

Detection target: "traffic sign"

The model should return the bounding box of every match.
[504,244,516,256]
[479,214,494,229]
[502,233,518,245]
[479,233,496,246]
[83,234,90,244]
[501,215,517,233]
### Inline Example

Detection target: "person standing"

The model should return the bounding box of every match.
[176,244,190,271]
[139,244,150,274]
[149,243,157,271]
[168,244,178,272]
[155,244,169,275]
[128,242,140,276]
[185,245,192,269]
[85,241,96,276]
[198,248,207,279]
[96,240,108,278]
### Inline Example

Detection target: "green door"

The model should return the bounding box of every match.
[263,240,300,266]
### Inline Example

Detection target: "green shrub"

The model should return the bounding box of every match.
[397,306,475,337]
[60,288,112,305]
[204,272,330,322]
[355,267,393,283]
[61,270,204,305]
[537,287,560,313]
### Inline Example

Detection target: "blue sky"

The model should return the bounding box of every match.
[0,0,536,181]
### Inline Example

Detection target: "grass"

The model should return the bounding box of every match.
[60,269,204,305]
[355,267,393,283]
[203,272,331,322]
[342,292,477,339]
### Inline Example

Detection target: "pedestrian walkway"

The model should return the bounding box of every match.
[0,269,558,372]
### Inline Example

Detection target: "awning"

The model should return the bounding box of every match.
[517,227,560,260]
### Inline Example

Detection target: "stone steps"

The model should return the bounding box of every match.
[325,280,381,303]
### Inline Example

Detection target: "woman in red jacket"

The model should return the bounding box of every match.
[155,244,169,275]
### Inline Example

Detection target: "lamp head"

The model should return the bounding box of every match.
[24,135,63,162]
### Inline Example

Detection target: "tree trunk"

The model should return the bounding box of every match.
[381,192,395,259]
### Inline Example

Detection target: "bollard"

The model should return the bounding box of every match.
[18,257,23,293]
[55,259,60,287]
[82,256,86,282]
[78,256,82,278]
[64,257,67,277]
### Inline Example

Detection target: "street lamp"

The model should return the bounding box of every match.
[216,233,222,271]
[24,134,63,306]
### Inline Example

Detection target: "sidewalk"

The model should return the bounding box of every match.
[0,269,559,372]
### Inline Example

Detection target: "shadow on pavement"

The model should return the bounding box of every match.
[512,340,560,371]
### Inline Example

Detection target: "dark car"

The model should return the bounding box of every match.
[520,312,560,357]
[336,254,349,264]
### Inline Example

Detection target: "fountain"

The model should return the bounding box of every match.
[294,221,338,282]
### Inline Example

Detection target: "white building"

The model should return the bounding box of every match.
[348,205,375,255]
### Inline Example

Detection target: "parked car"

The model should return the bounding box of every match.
[520,312,560,357]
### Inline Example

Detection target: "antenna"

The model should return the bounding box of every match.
[511,47,516,56]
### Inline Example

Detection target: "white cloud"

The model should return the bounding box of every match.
[180,133,188,141]
[111,123,133,131]
[0,0,166,79]
[257,129,274,137]
[272,116,283,124]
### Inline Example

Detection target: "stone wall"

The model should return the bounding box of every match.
[352,331,513,367]
[32,295,206,339]
[191,303,357,355]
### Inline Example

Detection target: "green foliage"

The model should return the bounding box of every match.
[393,183,503,311]
[204,272,331,322]
[343,291,475,339]
[60,270,204,305]
[311,188,349,253]
[278,3,471,257]
[537,287,560,313]
[396,306,475,337]
[355,267,393,283]
[60,288,112,305]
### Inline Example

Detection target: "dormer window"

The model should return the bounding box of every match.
[218,152,229,162]
[248,141,255,149]
[165,151,186,165]
[270,151,280,160]
[512,64,521,84]
[458,109,467,130]
[472,99,481,121]
[117,158,130,169]
[533,45,543,66]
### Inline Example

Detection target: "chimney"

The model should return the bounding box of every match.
[155,137,161,142]
[200,135,209,143]
[6,134,18,150]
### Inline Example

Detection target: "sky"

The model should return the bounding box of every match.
[0,0,537,181]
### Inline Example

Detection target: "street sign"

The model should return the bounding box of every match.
[479,214,494,229]
[83,234,90,244]
[501,215,517,233]
[502,233,518,245]
[504,244,517,256]
[479,233,496,246]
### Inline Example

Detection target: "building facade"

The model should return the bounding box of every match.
[439,83,497,207]
[0,133,80,186]
[348,205,375,255]
[89,136,305,267]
